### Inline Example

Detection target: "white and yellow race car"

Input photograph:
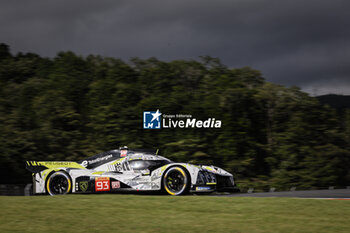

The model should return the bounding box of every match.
[26,147,236,195]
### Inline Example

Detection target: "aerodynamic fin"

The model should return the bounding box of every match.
[25,161,86,173]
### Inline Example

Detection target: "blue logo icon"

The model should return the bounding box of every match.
[143,110,162,129]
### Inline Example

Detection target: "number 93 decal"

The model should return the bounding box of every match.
[95,177,110,191]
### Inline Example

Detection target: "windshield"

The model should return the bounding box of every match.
[129,159,171,171]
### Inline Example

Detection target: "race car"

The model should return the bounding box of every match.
[25,147,236,196]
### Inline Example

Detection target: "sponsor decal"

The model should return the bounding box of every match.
[196,186,212,191]
[120,150,128,157]
[95,177,110,192]
[81,154,113,168]
[143,110,221,129]
[81,160,88,167]
[41,162,71,166]
[143,109,162,129]
[112,181,121,189]
[114,162,122,172]
[79,181,89,192]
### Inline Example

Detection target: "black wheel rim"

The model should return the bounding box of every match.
[49,175,69,195]
[165,169,186,194]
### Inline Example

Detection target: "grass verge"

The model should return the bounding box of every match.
[0,195,349,233]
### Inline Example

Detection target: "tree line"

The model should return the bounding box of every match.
[0,43,349,190]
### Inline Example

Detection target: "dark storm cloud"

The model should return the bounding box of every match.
[0,0,349,94]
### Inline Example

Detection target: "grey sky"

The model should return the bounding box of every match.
[1,0,349,95]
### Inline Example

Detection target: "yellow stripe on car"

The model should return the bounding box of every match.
[27,161,86,169]
[39,162,86,169]
[92,171,104,175]
[203,166,214,171]
[111,158,125,165]
[160,165,170,172]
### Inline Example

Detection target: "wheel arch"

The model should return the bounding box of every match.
[161,164,191,195]
[45,169,72,195]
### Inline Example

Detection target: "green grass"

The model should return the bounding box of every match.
[0,195,349,233]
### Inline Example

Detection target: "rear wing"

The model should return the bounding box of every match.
[26,161,86,173]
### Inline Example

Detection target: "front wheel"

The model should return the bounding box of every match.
[163,166,190,195]
[46,171,72,196]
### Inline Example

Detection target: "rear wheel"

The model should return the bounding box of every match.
[163,166,190,195]
[46,171,72,196]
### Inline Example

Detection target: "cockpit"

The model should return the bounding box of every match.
[128,159,171,172]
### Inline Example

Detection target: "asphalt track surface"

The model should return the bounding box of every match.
[220,189,350,199]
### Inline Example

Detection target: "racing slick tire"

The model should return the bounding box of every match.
[46,171,72,196]
[162,166,190,195]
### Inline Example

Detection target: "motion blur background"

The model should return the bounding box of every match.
[0,0,349,191]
